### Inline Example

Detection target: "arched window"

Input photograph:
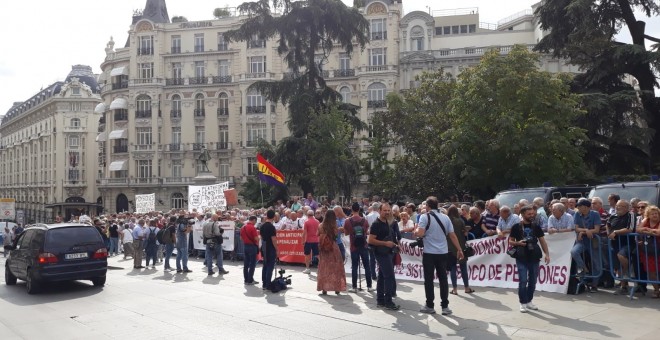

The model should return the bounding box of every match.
[171,94,181,117]
[367,82,386,108]
[194,93,205,116]
[70,118,80,127]
[339,86,351,103]
[410,25,425,51]
[136,94,152,118]
[171,192,184,209]
[247,89,265,113]
[218,93,229,115]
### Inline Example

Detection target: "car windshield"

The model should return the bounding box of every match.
[45,227,102,249]
[495,190,547,209]
[589,186,659,205]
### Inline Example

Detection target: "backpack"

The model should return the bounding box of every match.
[146,227,157,246]
[156,227,166,244]
[351,218,366,248]
[161,224,174,244]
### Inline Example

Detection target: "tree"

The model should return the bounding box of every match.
[360,113,400,200]
[225,0,369,196]
[535,0,660,169]
[213,7,232,18]
[171,16,188,23]
[443,46,588,197]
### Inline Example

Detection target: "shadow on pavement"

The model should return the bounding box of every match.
[0,280,103,306]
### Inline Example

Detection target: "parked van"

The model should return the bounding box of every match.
[494,186,592,209]
[588,181,660,206]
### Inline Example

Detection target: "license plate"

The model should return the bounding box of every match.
[65,252,88,260]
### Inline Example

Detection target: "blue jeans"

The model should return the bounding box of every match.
[571,239,601,285]
[448,253,469,289]
[350,247,372,288]
[261,245,276,288]
[205,243,224,273]
[337,241,346,262]
[244,244,258,283]
[516,259,540,304]
[164,243,174,269]
[375,253,395,305]
[109,237,119,255]
[145,243,158,267]
[369,248,377,279]
[176,244,189,271]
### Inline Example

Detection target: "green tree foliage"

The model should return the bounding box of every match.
[360,113,400,200]
[535,0,660,168]
[225,0,369,197]
[171,16,188,23]
[213,7,232,18]
[443,46,587,196]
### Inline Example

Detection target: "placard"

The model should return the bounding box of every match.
[0,198,16,220]
[219,221,235,251]
[135,193,155,213]
[188,182,229,212]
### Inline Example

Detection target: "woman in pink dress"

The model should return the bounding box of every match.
[637,205,660,298]
[317,210,347,295]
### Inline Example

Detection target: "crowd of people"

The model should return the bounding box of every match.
[3,191,659,315]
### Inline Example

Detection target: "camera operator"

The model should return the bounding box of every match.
[509,205,550,313]
[203,213,229,276]
[416,197,464,315]
[260,210,278,291]
[176,215,193,273]
[367,203,400,310]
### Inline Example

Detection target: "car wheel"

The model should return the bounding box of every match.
[26,268,41,294]
[5,265,17,285]
[91,276,106,287]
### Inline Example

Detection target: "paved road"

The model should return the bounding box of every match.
[0,253,658,339]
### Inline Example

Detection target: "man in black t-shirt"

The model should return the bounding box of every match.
[606,200,636,292]
[109,222,119,257]
[509,205,550,313]
[368,203,400,311]
[259,210,278,291]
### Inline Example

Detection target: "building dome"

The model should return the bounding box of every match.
[65,65,101,94]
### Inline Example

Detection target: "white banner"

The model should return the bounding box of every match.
[0,198,16,220]
[219,221,235,251]
[135,193,155,213]
[193,220,205,251]
[345,232,575,294]
[187,182,229,212]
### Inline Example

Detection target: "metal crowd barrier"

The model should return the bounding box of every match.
[571,234,603,294]
[608,232,660,300]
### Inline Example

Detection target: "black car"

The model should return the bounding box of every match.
[494,186,592,209]
[4,223,108,294]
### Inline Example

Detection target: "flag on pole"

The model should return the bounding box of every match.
[257,153,286,186]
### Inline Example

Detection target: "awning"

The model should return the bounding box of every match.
[110,66,128,76]
[109,98,128,110]
[109,160,128,171]
[94,103,106,114]
[108,129,127,139]
[95,132,107,142]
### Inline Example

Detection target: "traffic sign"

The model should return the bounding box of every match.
[0,198,16,220]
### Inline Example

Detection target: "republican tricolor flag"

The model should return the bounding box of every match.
[256,153,286,186]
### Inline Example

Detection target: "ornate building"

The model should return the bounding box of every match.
[0,65,102,222]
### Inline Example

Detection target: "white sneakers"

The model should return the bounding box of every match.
[520,303,539,312]
[525,302,538,311]
[348,288,357,293]
[520,304,528,313]
[302,268,311,274]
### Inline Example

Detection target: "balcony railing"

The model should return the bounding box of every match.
[114,111,128,121]
[321,70,329,78]
[113,145,128,153]
[64,180,87,187]
[212,75,232,83]
[218,43,229,51]
[213,142,231,150]
[189,77,207,85]
[371,31,387,40]
[138,47,153,55]
[133,178,160,185]
[135,110,152,118]
[169,110,181,118]
[111,82,128,90]
[194,44,205,52]
[245,140,258,147]
[163,177,194,184]
[217,107,229,116]
[335,69,355,77]
[366,65,387,72]
[166,78,184,86]
[134,144,153,151]
[246,106,266,114]
[367,100,387,109]
[194,109,206,117]
[192,143,206,151]
[246,72,266,79]
[171,46,181,54]
[165,143,183,152]
[248,40,266,48]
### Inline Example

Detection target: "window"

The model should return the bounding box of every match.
[444,26,450,35]
[411,37,424,51]
[460,25,468,34]
[137,159,152,178]
[339,86,351,103]
[368,123,375,138]
[68,135,80,148]
[172,62,182,79]
[249,34,265,48]
[171,192,184,209]
[194,34,204,52]
[218,59,230,77]
[247,157,258,175]
[339,53,351,70]
[219,125,229,147]
[247,89,265,113]
[171,94,181,116]
[70,118,81,127]
[139,36,153,55]
[371,18,387,40]
[435,27,442,35]
[217,33,228,50]
[219,163,229,178]
[136,95,151,117]
[314,54,325,71]
[368,82,386,102]
[469,24,476,33]
[452,25,459,34]
[136,127,152,145]
[171,160,182,178]
[249,56,266,73]
[171,35,181,53]
[139,62,153,79]
[195,93,205,115]
[195,61,205,78]
[218,93,229,115]
[70,103,81,111]
[247,123,266,146]
[195,126,205,144]
[369,48,386,66]
[72,87,80,95]
[171,127,181,145]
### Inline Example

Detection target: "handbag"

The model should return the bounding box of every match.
[393,252,402,266]
[506,247,518,258]
[463,244,475,258]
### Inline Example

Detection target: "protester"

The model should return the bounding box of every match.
[496,206,520,237]
[121,224,134,260]
[176,217,193,273]
[2,225,13,257]
[606,199,635,294]
[163,216,177,271]
[547,203,574,234]
[571,198,602,292]
[132,219,145,269]
[317,210,347,295]
[302,209,320,274]
[398,211,415,233]
[483,200,500,237]
[144,219,159,269]
[203,213,228,276]
[446,206,473,295]
[260,210,278,291]
[240,216,260,285]
[344,202,373,293]
[368,203,400,310]
[509,205,550,312]
[466,207,486,239]
[637,205,660,298]
[108,221,119,257]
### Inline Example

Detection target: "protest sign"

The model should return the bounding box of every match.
[188,182,229,212]
[135,194,155,213]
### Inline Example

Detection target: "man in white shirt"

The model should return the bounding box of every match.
[132,220,144,269]
[496,206,521,237]
[547,203,575,234]
[121,226,134,260]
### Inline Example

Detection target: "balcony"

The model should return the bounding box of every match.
[367,100,387,109]
[130,78,162,85]
[212,75,232,83]
[63,125,84,132]
[113,145,129,153]
[97,178,130,187]
[194,45,205,52]
[371,31,387,40]
[114,111,128,121]
[163,177,194,185]
[171,46,181,54]
[217,107,229,116]
[245,140,258,147]
[246,72,266,79]
[248,40,266,49]
[321,70,329,78]
[64,180,87,187]
[189,77,207,85]
[135,110,152,119]
[134,144,153,151]
[218,176,235,186]
[164,143,184,152]
[111,82,128,90]
[246,106,266,114]
[335,69,355,77]
[366,65,388,72]
[166,78,184,86]
[170,109,182,118]
[212,141,232,150]
[194,109,206,117]
[138,47,153,55]
[218,43,229,51]
[133,177,160,185]
[191,143,206,151]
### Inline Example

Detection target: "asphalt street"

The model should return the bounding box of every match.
[0,252,658,340]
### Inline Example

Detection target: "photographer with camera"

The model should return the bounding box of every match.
[416,197,464,315]
[260,210,278,291]
[367,203,400,310]
[203,213,229,276]
[509,205,550,312]
[176,216,194,273]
